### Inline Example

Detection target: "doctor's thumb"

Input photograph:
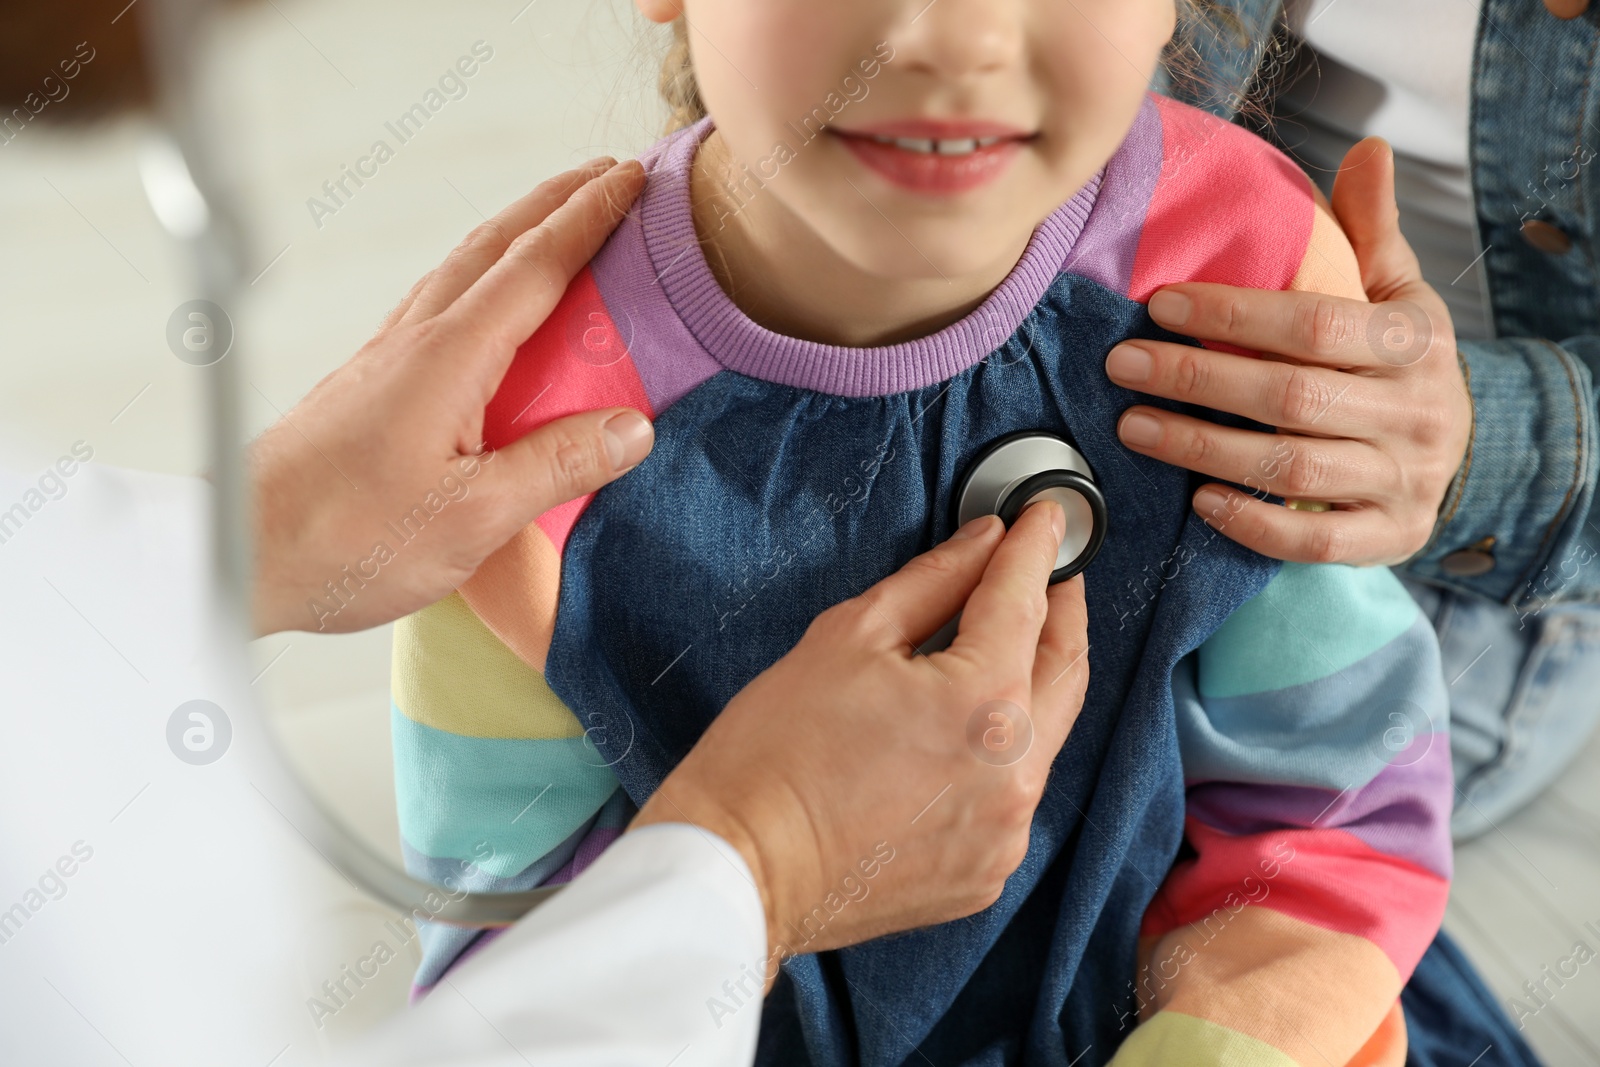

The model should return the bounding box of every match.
[489,407,655,520]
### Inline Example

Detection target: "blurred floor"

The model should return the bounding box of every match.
[1446,722,1600,1065]
[2,0,1597,1060]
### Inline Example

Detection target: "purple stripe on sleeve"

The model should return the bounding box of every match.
[545,827,624,886]
[408,826,626,999]
[407,795,635,1000]
[589,124,725,414]
[1059,94,1163,299]
[1185,734,1453,880]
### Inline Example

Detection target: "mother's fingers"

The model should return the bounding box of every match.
[1329,137,1423,301]
[1146,283,1451,372]
[1106,338,1390,436]
[1192,483,1426,566]
[399,156,615,328]
[1114,408,1394,502]
[442,159,647,389]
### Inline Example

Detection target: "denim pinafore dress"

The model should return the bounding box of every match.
[535,97,1285,1065]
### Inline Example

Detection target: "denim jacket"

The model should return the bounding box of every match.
[1163,0,1600,614]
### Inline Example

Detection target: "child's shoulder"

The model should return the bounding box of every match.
[1075,93,1363,304]
[482,124,721,454]
[480,264,655,453]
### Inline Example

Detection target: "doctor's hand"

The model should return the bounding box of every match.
[251,158,651,636]
[1106,138,1471,566]
[632,502,1089,987]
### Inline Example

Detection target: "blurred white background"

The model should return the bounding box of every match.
[1,0,666,1046]
[1,0,1598,1061]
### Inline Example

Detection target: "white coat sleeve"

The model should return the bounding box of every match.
[0,458,769,1067]
[342,822,769,1067]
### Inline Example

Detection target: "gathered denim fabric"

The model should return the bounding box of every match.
[1162,0,1600,837]
[546,274,1285,1065]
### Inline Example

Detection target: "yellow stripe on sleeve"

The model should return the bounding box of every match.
[1139,905,1402,1066]
[1111,1011,1298,1067]
[392,592,585,740]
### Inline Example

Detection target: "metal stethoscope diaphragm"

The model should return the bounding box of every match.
[920,432,1107,654]
[953,432,1107,583]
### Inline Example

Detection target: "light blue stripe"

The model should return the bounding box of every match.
[1178,612,1447,790]
[403,806,595,892]
[414,923,489,991]
[404,792,634,991]
[401,790,633,891]
[1198,562,1422,698]
[391,705,618,878]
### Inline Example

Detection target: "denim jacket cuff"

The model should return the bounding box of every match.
[1401,337,1599,607]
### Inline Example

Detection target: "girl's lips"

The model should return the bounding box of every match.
[831,126,1030,196]
[843,119,1032,141]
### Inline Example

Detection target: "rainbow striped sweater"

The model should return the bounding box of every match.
[390,94,1452,1065]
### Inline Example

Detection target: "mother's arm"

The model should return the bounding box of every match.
[1422,331,1597,609]
[1108,138,1599,608]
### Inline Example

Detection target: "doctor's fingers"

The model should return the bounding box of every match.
[437,159,647,384]
[822,514,1004,652]
[474,407,656,529]
[943,501,1065,682]
[395,157,616,328]
[377,269,434,333]
[1025,575,1090,760]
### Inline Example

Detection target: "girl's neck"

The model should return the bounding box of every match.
[688,130,1028,348]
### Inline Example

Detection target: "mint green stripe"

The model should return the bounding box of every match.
[391,705,618,878]
[1198,563,1420,699]
[1178,613,1446,789]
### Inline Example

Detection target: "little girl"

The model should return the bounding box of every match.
[388,1,1451,1064]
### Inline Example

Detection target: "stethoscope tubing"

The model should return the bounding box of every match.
[148,0,557,929]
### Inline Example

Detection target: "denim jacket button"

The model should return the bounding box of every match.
[1543,0,1590,18]
[1441,547,1497,577]
[1522,219,1575,255]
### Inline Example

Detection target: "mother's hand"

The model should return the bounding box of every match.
[1106,138,1472,566]
[251,158,650,635]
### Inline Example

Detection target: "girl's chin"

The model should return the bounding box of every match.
[823,203,1043,275]
[817,231,1035,285]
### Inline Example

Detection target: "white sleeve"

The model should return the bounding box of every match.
[0,459,768,1066]
[342,823,769,1067]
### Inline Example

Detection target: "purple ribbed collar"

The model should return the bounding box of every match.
[637,118,1102,397]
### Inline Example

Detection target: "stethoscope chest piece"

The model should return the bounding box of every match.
[953,432,1107,583]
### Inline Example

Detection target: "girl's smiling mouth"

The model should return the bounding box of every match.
[831,120,1034,195]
